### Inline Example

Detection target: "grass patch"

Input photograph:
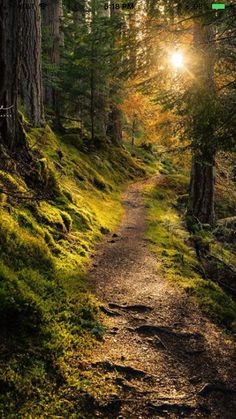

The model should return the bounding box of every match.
[145,174,236,333]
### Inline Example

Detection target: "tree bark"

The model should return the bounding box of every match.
[42,0,62,113]
[20,0,44,127]
[0,0,24,149]
[107,106,123,146]
[189,157,216,225]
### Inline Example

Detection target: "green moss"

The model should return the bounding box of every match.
[60,211,72,232]
[37,202,67,231]
[125,143,160,175]
[215,189,236,219]
[186,279,236,327]
[17,210,44,236]
[61,133,85,151]
[0,262,47,335]
[0,209,54,274]
[93,173,108,191]
[0,170,27,194]
[65,205,93,232]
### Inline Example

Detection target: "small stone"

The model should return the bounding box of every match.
[100,226,110,235]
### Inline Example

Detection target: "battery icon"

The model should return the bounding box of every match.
[212,3,226,9]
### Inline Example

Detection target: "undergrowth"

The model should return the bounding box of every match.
[145,167,236,334]
[0,125,150,416]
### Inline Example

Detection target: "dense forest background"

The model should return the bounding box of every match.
[0,0,236,416]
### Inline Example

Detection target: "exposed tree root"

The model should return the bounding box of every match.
[108,303,153,313]
[92,361,151,379]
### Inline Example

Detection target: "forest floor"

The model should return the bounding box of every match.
[88,176,236,418]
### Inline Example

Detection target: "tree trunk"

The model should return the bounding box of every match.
[20,0,44,126]
[90,43,95,144]
[0,0,24,149]
[188,22,216,226]
[42,0,62,114]
[89,0,108,145]
[189,157,216,225]
[107,3,124,146]
[107,106,123,146]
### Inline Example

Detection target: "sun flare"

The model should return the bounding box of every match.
[171,51,184,69]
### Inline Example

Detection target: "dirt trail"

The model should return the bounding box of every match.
[88,177,236,418]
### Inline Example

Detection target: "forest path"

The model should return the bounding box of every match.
[88,176,236,419]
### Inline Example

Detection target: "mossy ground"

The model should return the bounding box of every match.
[0,126,151,416]
[144,159,236,334]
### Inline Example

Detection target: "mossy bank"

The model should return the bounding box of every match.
[0,126,151,416]
[144,161,236,334]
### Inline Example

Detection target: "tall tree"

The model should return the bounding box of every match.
[106,5,125,146]
[20,0,45,126]
[0,0,24,149]
[42,0,62,117]
[188,21,217,225]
